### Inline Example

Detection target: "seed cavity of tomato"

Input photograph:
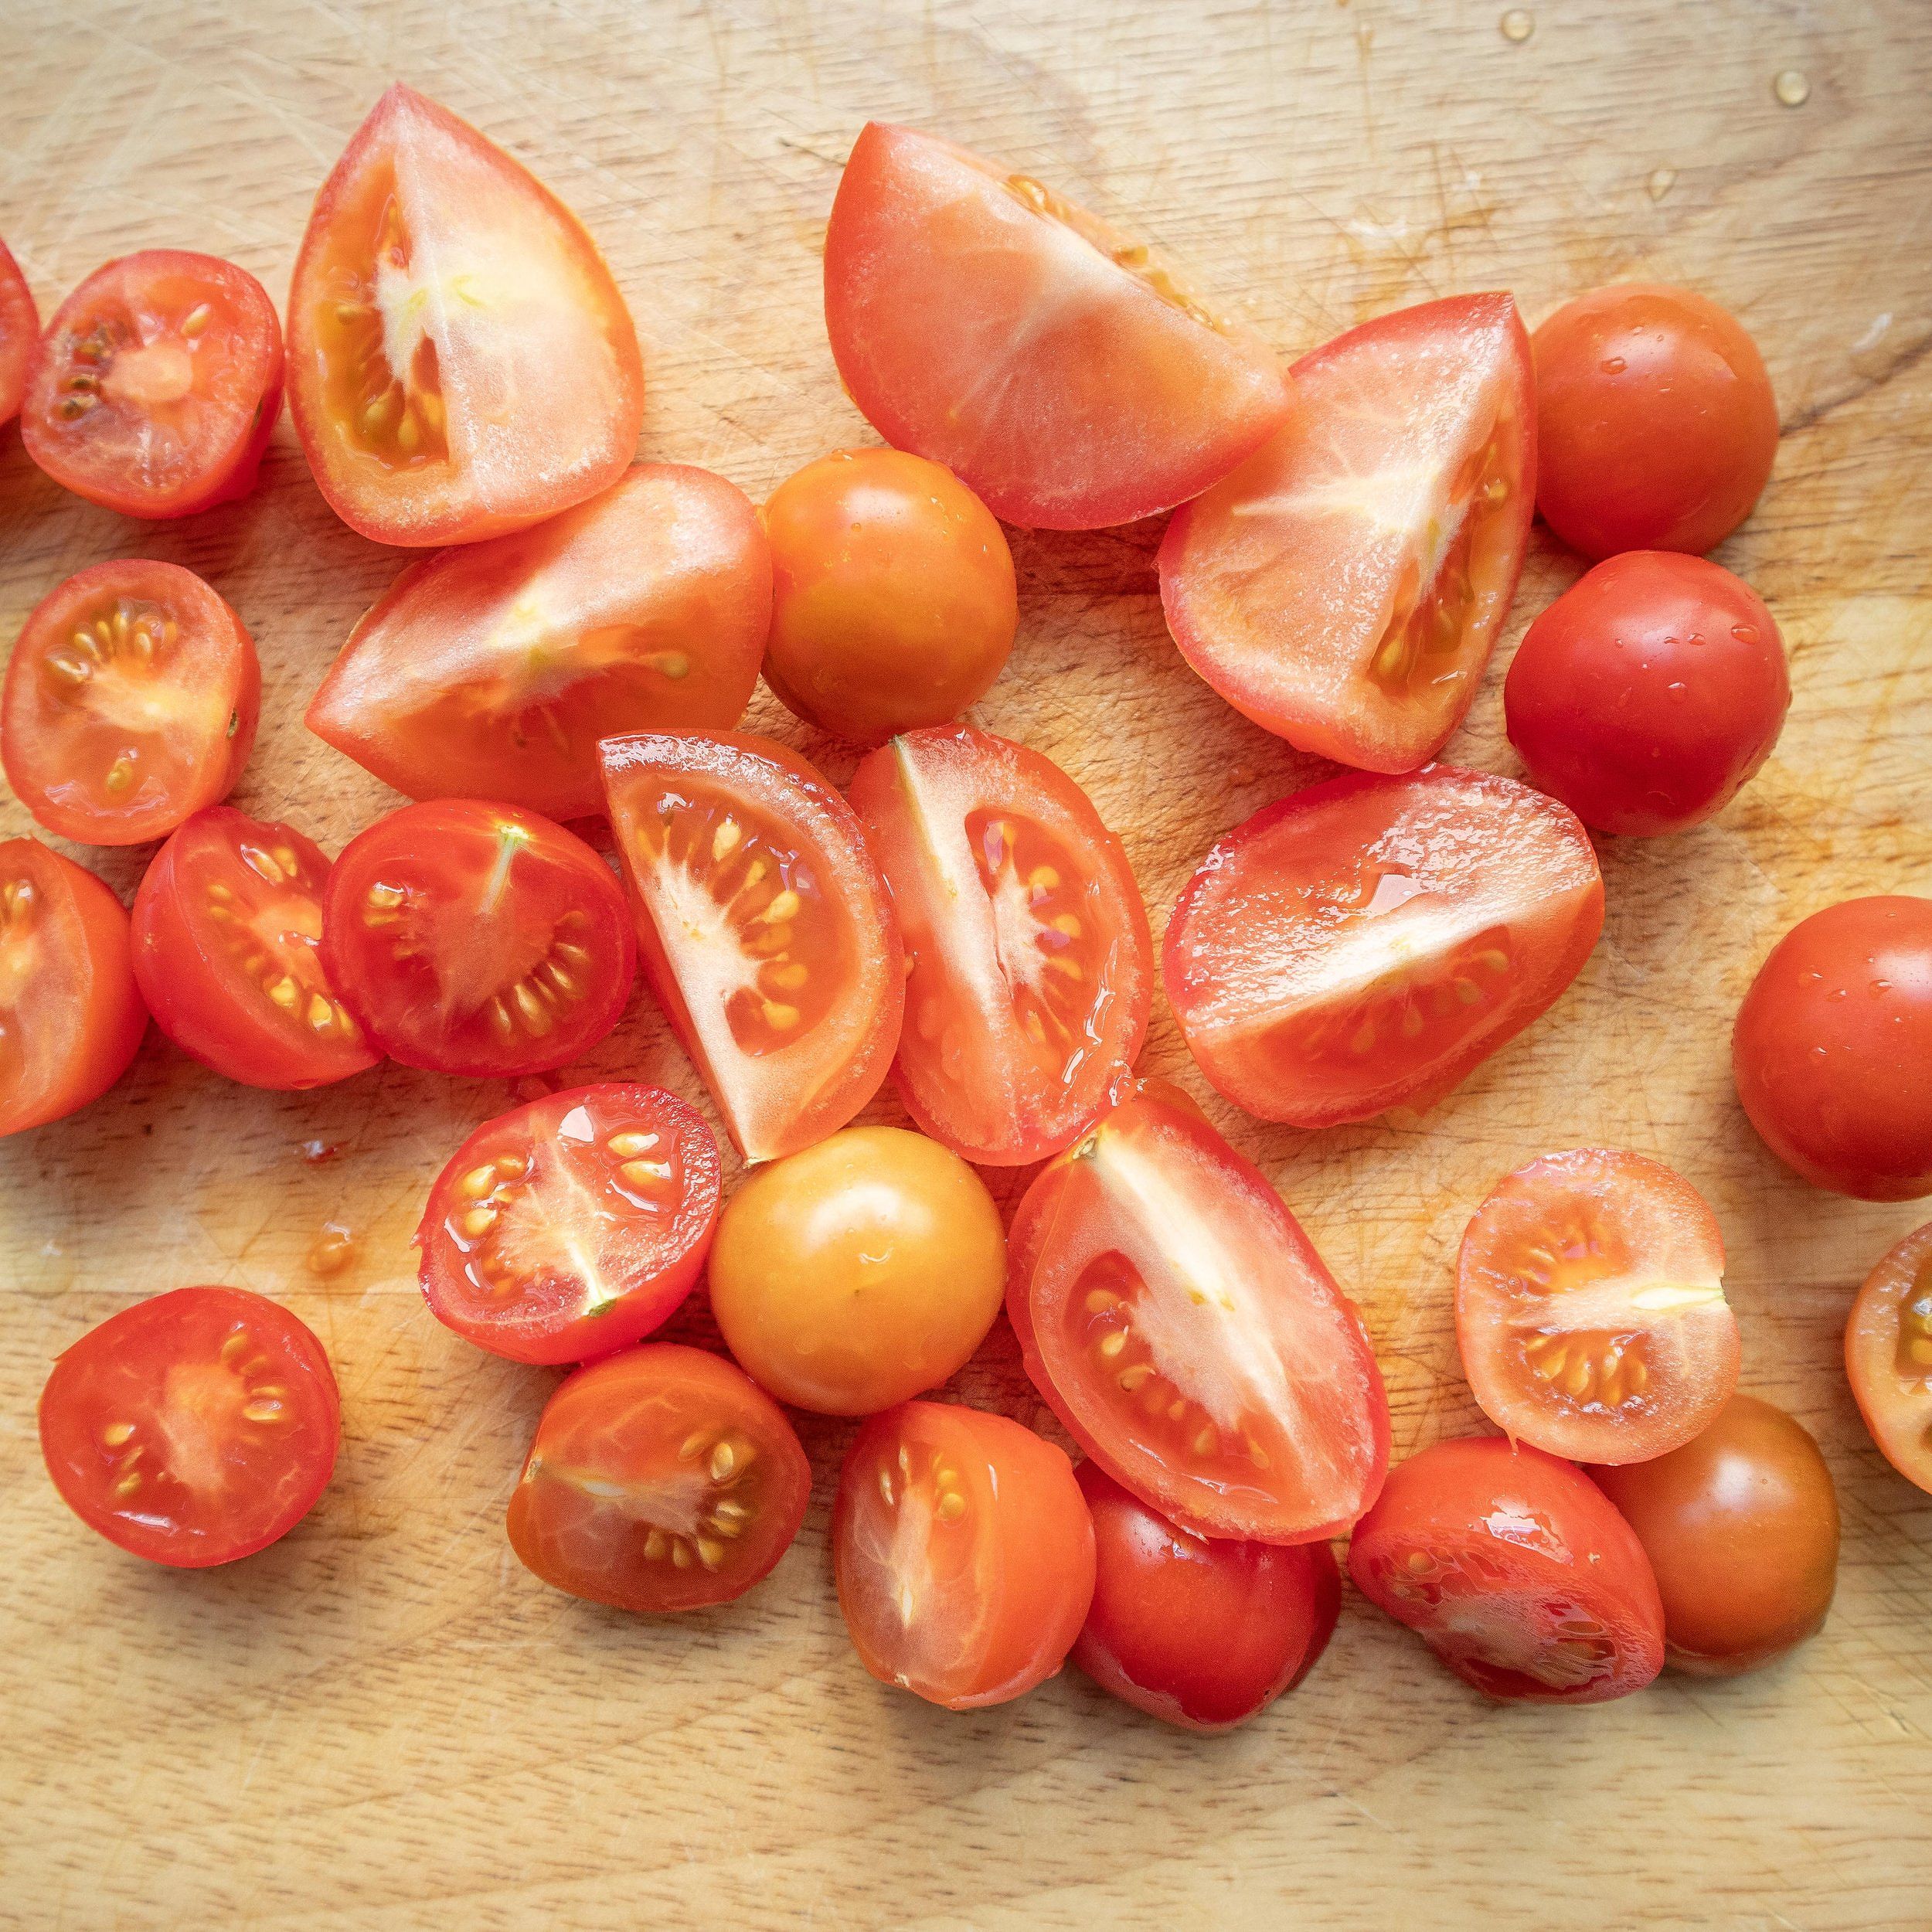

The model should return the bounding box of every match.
[1896,1263,1932,1377]
[206,843,364,1043]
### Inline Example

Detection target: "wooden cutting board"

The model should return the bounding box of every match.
[5,2,1930,1927]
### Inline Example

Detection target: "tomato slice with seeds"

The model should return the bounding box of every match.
[507,1343,809,1614]
[1008,1080,1389,1543]
[848,726,1151,1165]
[1846,1219,1932,1495]
[0,238,39,423]
[2,560,259,847]
[39,1285,339,1568]
[1164,765,1604,1128]
[600,730,903,1163]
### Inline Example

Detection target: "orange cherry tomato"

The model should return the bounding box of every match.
[0,238,39,423]
[1845,1219,1932,1494]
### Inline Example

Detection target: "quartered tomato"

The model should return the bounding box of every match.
[849,726,1150,1165]
[322,799,633,1077]
[1846,1219,1932,1494]
[39,1285,339,1568]
[832,1400,1096,1709]
[1349,1435,1665,1705]
[307,464,770,821]
[1164,765,1604,1128]
[418,1083,720,1366]
[600,730,902,1163]
[22,250,283,518]
[287,85,644,547]
[2,560,259,846]
[1160,294,1534,773]
[1008,1080,1389,1543]
[1456,1150,1739,1464]
[507,1342,810,1613]
[0,238,39,423]
[133,808,377,1091]
[823,123,1291,530]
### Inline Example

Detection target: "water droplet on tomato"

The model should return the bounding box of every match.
[1600,355,1628,374]
[1732,624,1760,644]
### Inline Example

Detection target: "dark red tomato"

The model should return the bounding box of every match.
[506,1343,810,1613]
[1009,1080,1388,1543]
[2,560,260,846]
[39,1285,339,1568]
[1845,1219,1932,1493]
[1072,1461,1340,1731]
[0,238,39,423]
[418,1083,720,1366]
[1161,294,1535,773]
[322,799,634,1078]
[1733,896,1932,1200]
[22,250,283,518]
[824,122,1290,530]
[849,726,1151,1165]
[1164,765,1604,1128]
[1349,1435,1665,1704]
[1533,284,1779,560]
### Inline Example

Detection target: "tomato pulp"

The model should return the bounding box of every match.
[1846,1219,1932,1494]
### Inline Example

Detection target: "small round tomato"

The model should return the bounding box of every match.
[22,250,283,518]
[39,1286,339,1568]
[0,238,39,423]
[506,1343,809,1614]
[419,1083,720,1366]
[709,1125,1005,1415]
[762,447,1016,742]
[1733,896,1932,1200]
[1845,1219,1932,1493]
[322,799,634,1078]
[1349,1435,1665,1704]
[1532,284,1779,560]
[1072,1461,1340,1731]
[833,1401,1096,1709]
[2,560,260,846]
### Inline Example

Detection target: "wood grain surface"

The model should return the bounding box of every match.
[3,2,1930,1927]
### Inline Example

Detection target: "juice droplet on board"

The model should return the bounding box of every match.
[1774,69,1810,107]
[298,1138,339,1165]
[1500,8,1534,42]
[1647,167,1678,202]
[308,1222,356,1277]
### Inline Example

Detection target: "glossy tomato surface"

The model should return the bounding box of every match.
[0,238,39,423]
[824,122,1290,530]
[1846,1219,1932,1493]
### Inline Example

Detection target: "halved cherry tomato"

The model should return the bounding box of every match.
[833,1400,1096,1709]
[1164,765,1604,1128]
[0,239,39,423]
[287,85,644,547]
[1845,1219,1932,1493]
[1008,1080,1389,1543]
[849,726,1151,1165]
[322,799,633,1077]
[418,1083,720,1366]
[307,464,770,820]
[1456,1150,1739,1464]
[0,838,146,1136]
[823,123,1291,530]
[39,1285,339,1568]
[506,1342,809,1613]
[133,808,377,1091]
[22,250,283,518]
[1072,1461,1340,1731]
[1160,294,1534,773]
[1349,1435,1665,1704]
[2,560,260,846]
[600,730,902,1162]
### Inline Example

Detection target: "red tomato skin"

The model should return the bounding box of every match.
[0,238,39,423]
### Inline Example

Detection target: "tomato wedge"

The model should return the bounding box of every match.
[307,464,770,821]
[1456,1150,1739,1464]
[848,726,1151,1165]
[1008,1080,1389,1543]
[0,238,39,423]
[1164,765,1604,1128]
[287,85,644,547]
[39,1285,339,1568]
[22,250,283,518]
[1159,295,1533,773]
[131,808,378,1091]
[3,560,259,846]
[600,730,902,1163]
[823,123,1291,530]
[1846,1219,1932,1495]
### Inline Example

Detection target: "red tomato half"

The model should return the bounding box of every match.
[600,730,902,1163]
[1009,1080,1389,1543]
[1164,765,1604,1128]
[849,726,1151,1165]
[307,464,770,821]
[1846,1219,1932,1494]
[0,239,39,423]
[1349,1435,1665,1704]
[824,123,1290,530]
[287,85,644,547]
[39,1285,339,1568]
[1160,294,1534,773]
[22,250,283,518]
